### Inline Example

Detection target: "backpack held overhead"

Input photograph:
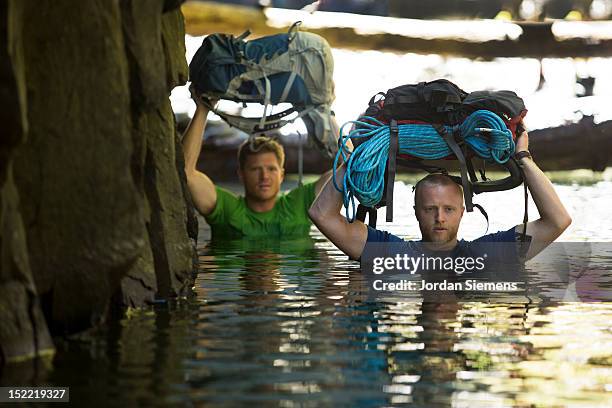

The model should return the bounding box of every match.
[189,23,337,158]
[336,79,529,236]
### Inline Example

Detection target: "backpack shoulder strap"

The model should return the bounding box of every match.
[432,123,474,212]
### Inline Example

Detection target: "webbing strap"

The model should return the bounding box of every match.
[369,207,377,228]
[386,94,463,107]
[521,166,529,242]
[259,74,272,131]
[473,203,489,235]
[433,124,474,212]
[210,106,296,132]
[479,166,488,181]
[297,130,304,187]
[207,103,316,135]
[386,119,399,222]
[368,92,386,106]
[417,82,425,101]
[464,147,479,183]
[288,21,301,42]
[279,71,297,104]
[236,30,251,41]
[356,204,377,228]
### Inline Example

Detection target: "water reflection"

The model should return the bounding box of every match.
[185,236,612,406]
[3,212,611,406]
[44,303,195,407]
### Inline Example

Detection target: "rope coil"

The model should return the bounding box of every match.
[333,109,515,221]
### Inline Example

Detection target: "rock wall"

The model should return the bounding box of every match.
[0,0,196,364]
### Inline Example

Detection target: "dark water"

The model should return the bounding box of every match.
[5,179,612,407]
[40,234,612,407]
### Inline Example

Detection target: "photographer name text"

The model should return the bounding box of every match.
[372,279,520,292]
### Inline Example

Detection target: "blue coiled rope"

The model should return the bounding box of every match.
[333,109,515,221]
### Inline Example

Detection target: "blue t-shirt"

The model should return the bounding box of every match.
[366,226,518,244]
[363,226,527,277]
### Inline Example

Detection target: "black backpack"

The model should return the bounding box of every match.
[364,80,526,137]
[354,79,528,237]
[366,79,468,124]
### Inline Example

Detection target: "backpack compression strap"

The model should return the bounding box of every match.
[356,204,377,228]
[204,102,316,135]
[432,123,474,212]
[385,119,399,222]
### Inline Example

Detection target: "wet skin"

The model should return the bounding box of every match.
[415,184,465,249]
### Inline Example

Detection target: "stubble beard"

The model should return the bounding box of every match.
[423,225,459,244]
[247,185,278,203]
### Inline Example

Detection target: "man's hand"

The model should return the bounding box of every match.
[515,120,529,153]
[189,84,218,108]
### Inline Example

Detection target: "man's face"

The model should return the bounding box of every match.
[239,152,284,202]
[415,184,464,244]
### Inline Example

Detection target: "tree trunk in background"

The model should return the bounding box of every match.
[0,0,196,363]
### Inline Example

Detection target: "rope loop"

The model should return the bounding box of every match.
[333,110,515,221]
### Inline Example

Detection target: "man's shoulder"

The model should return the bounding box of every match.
[283,181,316,197]
[361,227,421,263]
[366,226,408,244]
[279,181,317,208]
[205,186,244,225]
[463,226,530,265]
[214,185,240,199]
[365,226,519,244]
[471,226,518,243]
[214,186,245,211]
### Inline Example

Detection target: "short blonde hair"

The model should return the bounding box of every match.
[414,173,463,206]
[237,137,285,169]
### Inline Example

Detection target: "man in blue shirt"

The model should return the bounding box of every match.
[308,125,572,262]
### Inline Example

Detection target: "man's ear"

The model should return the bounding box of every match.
[237,167,244,182]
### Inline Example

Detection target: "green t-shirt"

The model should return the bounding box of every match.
[204,182,317,239]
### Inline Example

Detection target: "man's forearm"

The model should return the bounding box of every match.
[314,169,334,196]
[182,105,208,174]
[310,165,345,220]
[520,157,571,228]
[309,164,368,259]
[181,104,218,215]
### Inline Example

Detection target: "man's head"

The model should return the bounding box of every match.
[413,174,465,245]
[237,137,285,202]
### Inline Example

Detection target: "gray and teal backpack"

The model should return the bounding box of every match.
[189,24,337,158]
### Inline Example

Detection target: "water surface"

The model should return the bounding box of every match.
[38,178,612,407]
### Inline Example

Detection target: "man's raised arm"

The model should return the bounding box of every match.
[308,165,368,260]
[183,96,217,216]
[514,127,572,259]
[314,117,345,196]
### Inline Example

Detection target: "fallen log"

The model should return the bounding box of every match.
[529,116,612,172]
[181,2,612,59]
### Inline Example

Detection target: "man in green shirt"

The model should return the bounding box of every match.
[182,94,336,239]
